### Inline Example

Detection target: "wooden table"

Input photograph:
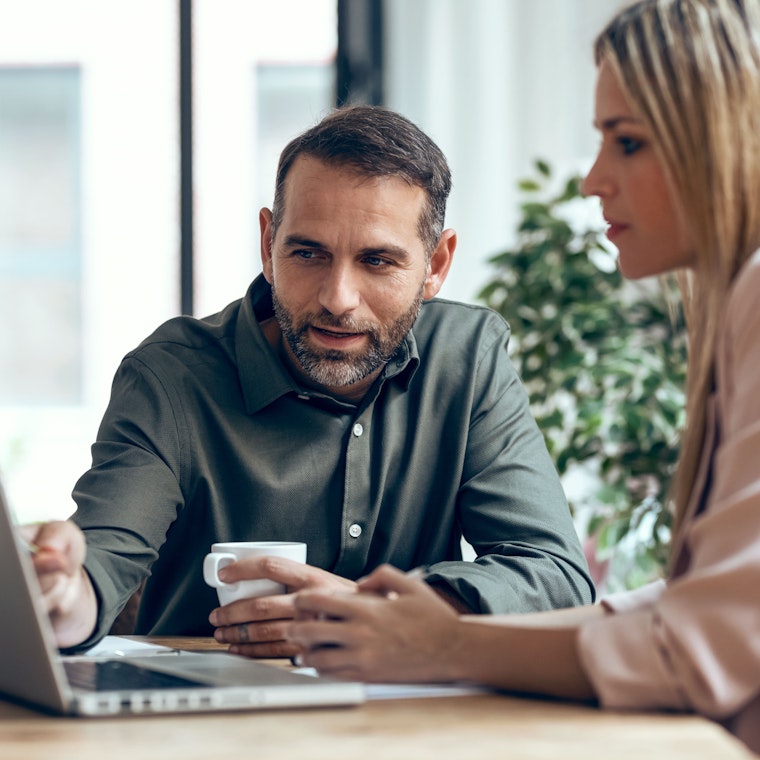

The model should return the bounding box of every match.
[0,637,753,760]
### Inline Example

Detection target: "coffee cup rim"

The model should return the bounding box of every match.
[209,541,306,551]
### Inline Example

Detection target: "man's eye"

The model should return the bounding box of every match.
[294,249,316,260]
[618,136,643,155]
[364,256,388,267]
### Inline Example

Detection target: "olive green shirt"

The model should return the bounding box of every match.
[72,275,593,647]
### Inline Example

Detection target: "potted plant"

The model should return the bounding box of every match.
[478,159,688,591]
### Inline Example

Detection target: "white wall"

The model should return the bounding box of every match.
[384,0,623,304]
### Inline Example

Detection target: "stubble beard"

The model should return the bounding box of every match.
[271,285,424,388]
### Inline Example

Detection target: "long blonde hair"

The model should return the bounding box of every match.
[594,0,760,546]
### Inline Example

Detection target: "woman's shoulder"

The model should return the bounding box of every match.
[728,248,760,307]
[719,250,760,429]
[723,249,760,342]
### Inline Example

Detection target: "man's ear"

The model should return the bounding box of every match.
[422,228,456,300]
[259,208,274,283]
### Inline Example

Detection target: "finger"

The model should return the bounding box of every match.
[298,645,365,680]
[36,571,70,609]
[213,618,291,646]
[227,639,302,659]
[30,520,78,550]
[31,550,69,575]
[358,564,427,596]
[210,593,294,627]
[293,590,367,622]
[28,521,86,571]
[287,618,353,651]
[219,556,310,589]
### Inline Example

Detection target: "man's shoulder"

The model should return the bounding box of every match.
[414,297,510,342]
[126,298,244,365]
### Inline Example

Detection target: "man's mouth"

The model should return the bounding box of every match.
[309,325,366,347]
[314,326,358,338]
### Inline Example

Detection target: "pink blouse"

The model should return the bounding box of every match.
[577,249,760,755]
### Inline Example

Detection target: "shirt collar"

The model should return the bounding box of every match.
[235,275,420,414]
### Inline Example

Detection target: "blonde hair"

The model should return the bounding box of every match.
[594,0,760,546]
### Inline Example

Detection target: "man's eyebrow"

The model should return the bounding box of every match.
[283,234,325,249]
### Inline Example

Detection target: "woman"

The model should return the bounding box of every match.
[286,0,760,753]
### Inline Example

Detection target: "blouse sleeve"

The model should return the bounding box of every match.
[576,252,760,720]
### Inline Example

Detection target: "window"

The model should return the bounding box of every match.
[0,0,337,523]
[0,67,82,404]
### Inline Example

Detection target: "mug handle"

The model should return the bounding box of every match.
[203,552,237,589]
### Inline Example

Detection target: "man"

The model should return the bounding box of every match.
[28,105,594,658]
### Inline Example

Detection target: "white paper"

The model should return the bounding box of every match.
[294,667,489,700]
[72,635,182,658]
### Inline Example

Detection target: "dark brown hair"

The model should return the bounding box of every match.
[270,105,452,255]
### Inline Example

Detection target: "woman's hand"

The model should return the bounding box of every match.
[287,564,467,683]
[209,558,357,659]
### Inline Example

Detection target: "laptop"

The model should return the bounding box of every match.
[0,478,365,716]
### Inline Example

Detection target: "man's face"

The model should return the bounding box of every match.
[260,156,442,400]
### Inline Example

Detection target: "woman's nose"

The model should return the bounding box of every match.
[581,153,611,199]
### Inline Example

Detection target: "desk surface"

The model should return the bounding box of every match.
[0,637,752,760]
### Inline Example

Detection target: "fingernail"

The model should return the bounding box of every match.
[209,611,218,625]
[293,654,304,667]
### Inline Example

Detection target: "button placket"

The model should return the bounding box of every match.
[337,414,371,575]
[348,421,364,541]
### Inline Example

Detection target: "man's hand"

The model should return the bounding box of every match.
[208,556,357,659]
[19,520,98,648]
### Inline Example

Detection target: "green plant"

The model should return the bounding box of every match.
[478,159,688,591]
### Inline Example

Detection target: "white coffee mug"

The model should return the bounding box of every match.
[203,541,307,606]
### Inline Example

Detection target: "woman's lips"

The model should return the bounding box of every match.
[604,219,629,242]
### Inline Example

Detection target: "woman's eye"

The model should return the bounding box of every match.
[618,136,643,155]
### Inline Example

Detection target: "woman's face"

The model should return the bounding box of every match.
[582,60,695,279]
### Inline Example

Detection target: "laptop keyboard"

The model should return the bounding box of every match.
[63,659,210,692]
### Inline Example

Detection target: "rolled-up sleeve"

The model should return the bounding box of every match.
[425,311,595,613]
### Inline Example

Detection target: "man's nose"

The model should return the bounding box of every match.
[318,265,361,315]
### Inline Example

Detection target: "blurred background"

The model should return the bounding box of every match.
[0,0,621,524]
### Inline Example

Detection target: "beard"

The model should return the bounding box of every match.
[271,284,424,389]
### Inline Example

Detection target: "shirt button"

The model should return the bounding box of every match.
[348,523,362,538]
[352,423,364,437]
